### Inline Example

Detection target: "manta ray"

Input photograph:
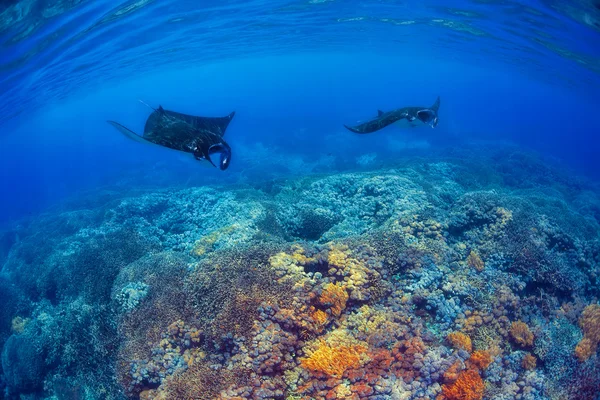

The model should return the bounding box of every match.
[108,103,235,170]
[344,97,440,134]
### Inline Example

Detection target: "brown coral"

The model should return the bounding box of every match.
[447,331,473,353]
[441,369,485,400]
[575,338,596,362]
[467,250,485,272]
[522,353,537,370]
[509,321,534,347]
[301,340,367,378]
[575,304,600,362]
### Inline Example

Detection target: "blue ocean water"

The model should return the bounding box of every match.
[1,1,600,400]
[0,0,599,224]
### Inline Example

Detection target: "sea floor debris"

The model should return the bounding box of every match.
[0,145,599,399]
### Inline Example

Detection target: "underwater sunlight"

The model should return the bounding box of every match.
[0,1,600,399]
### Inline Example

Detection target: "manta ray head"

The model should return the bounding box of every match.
[207,143,232,170]
[416,109,438,128]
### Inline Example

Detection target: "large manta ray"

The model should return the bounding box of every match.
[108,104,234,170]
[344,97,440,134]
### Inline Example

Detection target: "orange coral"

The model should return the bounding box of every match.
[510,321,534,347]
[522,353,537,370]
[301,340,366,378]
[447,332,472,353]
[575,338,596,362]
[311,309,329,332]
[441,369,485,400]
[467,251,484,272]
[443,361,462,383]
[469,350,493,370]
[319,283,348,317]
[575,304,600,362]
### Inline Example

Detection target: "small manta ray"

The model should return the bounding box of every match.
[107,102,235,170]
[344,97,440,134]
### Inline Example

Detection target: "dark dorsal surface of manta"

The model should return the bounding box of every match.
[344,96,440,134]
[107,105,235,170]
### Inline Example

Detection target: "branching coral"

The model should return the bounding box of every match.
[575,304,600,361]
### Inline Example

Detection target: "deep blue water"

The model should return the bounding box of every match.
[3,2,600,399]
[1,0,599,224]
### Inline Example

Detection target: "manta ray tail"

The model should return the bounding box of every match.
[138,100,157,112]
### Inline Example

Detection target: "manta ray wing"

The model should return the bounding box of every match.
[107,120,189,155]
[144,108,235,137]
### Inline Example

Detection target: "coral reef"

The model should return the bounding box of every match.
[0,145,599,399]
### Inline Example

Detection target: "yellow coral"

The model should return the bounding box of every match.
[268,246,316,284]
[300,339,367,378]
[289,244,317,264]
[495,207,513,225]
[327,244,350,268]
[467,251,484,272]
[447,331,472,353]
[310,309,329,333]
[11,316,29,334]
[326,243,373,300]
[191,224,238,256]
